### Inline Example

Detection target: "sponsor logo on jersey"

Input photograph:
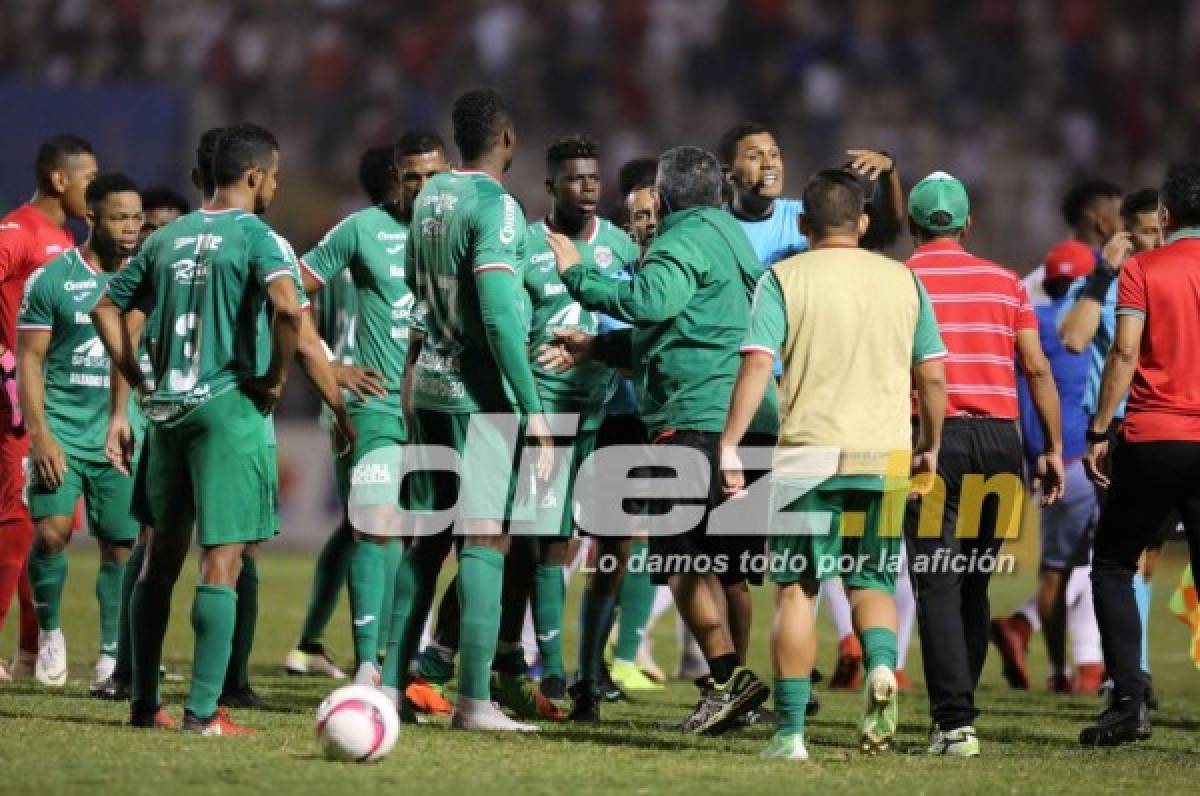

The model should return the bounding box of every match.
[64,279,97,292]
[173,236,197,250]
[172,258,208,284]
[531,251,555,265]
[71,336,109,368]
[74,311,91,324]
[389,265,405,278]
[543,283,567,297]
[499,195,518,245]
[376,231,406,241]
[594,245,613,267]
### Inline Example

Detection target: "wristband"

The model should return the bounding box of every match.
[1085,428,1109,444]
[1080,262,1117,303]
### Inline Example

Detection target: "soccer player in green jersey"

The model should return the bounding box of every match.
[401,88,552,732]
[92,123,350,735]
[520,134,641,704]
[292,131,449,687]
[16,174,144,690]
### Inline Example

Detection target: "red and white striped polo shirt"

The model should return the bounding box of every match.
[906,239,1037,418]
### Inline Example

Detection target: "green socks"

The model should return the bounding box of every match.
[95,559,126,656]
[615,544,654,662]
[299,520,353,644]
[223,554,258,693]
[775,677,811,736]
[457,546,504,700]
[348,539,386,668]
[382,545,436,689]
[861,627,899,672]
[187,584,238,719]
[114,541,145,683]
[28,547,67,631]
[130,575,173,711]
[533,563,565,679]
[578,590,617,686]
[377,539,403,657]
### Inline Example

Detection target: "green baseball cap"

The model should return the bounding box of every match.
[908,171,970,232]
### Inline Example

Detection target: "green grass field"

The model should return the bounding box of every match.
[2,544,1198,795]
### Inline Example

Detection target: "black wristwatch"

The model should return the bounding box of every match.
[1085,428,1109,444]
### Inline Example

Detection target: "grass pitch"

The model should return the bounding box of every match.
[2,546,1199,795]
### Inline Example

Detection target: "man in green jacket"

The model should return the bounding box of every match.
[541,146,776,734]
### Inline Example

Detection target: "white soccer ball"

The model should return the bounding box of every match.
[315,685,399,762]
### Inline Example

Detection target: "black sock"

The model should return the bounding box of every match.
[708,654,739,685]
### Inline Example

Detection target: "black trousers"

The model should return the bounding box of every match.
[905,418,1024,730]
[1092,439,1200,707]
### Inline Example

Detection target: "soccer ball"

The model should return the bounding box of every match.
[315,685,399,762]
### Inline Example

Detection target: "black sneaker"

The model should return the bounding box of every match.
[735,704,776,727]
[600,666,626,703]
[567,681,601,722]
[540,674,566,701]
[90,675,130,701]
[806,691,821,717]
[218,686,264,710]
[678,667,769,736]
[1080,700,1151,747]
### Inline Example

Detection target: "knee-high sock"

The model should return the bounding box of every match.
[95,559,126,656]
[187,584,237,719]
[223,555,258,693]
[383,545,438,689]
[1133,574,1152,673]
[26,547,67,632]
[457,546,504,700]
[130,575,173,711]
[615,544,655,663]
[775,677,811,737]
[299,520,353,644]
[861,626,899,672]
[348,539,386,668]
[823,578,856,640]
[533,563,566,679]
[114,542,145,683]
[895,547,917,669]
[1066,565,1103,665]
[578,590,617,686]
[377,539,403,657]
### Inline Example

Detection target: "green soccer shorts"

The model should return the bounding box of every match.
[767,478,907,593]
[27,453,140,542]
[532,429,598,538]
[407,409,534,526]
[133,388,275,547]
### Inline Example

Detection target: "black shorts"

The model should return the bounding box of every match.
[643,429,772,586]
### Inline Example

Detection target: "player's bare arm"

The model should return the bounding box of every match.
[17,328,66,489]
[911,358,947,497]
[1016,328,1065,504]
[717,349,774,497]
[1084,313,1144,489]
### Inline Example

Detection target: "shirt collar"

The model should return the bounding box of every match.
[911,239,966,257]
[657,206,705,235]
[544,214,598,244]
[1166,227,1200,244]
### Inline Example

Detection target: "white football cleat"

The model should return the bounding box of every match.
[92,653,117,689]
[35,629,68,687]
[0,659,11,681]
[451,695,539,732]
[285,645,347,679]
[928,725,981,757]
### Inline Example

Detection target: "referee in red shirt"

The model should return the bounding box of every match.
[904,173,1065,757]
[1081,162,1200,747]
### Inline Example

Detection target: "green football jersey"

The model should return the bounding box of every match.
[301,206,411,415]
[18,249,125,462]
[525,217,639,430]
[314,268,358,366]
[406,169,541,414]
[104,208,305,424]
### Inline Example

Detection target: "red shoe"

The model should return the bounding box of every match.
[894,669,912,691]
[182,707,253,736]
[405,676,453,716]
[989,616,1030,690]
[828,634,863,690]
[1073,663,1105,695]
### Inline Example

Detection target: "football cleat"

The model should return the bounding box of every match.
[610,659,664,691]
[450,695,539,732]
[859,665,899,754]
[35,629,68,687]
[405,676,453,716]
[761,732,809,760]
[182,707,253,736]
[928,725,981,757]
[285,644,347,679]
